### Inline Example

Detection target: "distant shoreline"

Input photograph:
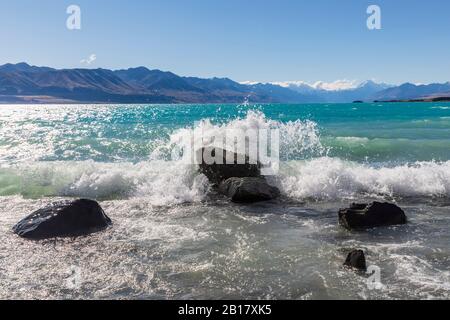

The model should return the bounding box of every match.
[2,97,450,105]
[374,97,450,103]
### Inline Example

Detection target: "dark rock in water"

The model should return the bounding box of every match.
[339,202,407,230]
[196,147,279,203]
[13,199,112,240]
[344,249,367,271]
[197,147,261,185]
[219,177,280,203]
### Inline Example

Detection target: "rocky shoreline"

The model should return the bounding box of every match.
[12,148,410,275]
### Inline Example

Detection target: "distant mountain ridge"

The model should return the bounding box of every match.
[278,80,394,103]
[0,63,449,104]
[371,82,450,101]
[0,63,305,103]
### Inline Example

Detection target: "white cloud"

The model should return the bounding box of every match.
[311,80,359,91]
[80,54,97,65]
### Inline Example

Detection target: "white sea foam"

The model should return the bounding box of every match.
[390,254,450,299]
[3,157,450,204]
[279,157,450,200]
[161,110,325,162]
[335,136,370,143]
[0,160,210,206]
[431,106,450,110]
[2,110,450,203]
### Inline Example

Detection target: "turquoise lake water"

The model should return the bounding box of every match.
[0,103,449,299]
[2,102,450,164]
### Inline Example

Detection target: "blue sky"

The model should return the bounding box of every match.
[0,0,449,85]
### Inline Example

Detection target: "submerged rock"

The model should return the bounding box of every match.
[344,249,367,271]
[13,199,112,240]
[339,202,407,230]
[219,177,280,203]
[197,147,261,185]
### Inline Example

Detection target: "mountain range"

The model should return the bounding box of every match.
[0,63,449,104]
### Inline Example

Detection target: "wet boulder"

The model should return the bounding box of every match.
[344,249,367,271]
[197,147,261,185]
[339,202,407,230]
[219,177,280,203]
[13,199,112,240]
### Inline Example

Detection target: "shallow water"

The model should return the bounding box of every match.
[1,197,448,299]
[0,103,449,299]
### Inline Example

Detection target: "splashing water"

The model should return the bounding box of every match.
[0,103,450,300]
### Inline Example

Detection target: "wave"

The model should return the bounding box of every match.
[334,136,370,143]
[0,160,210,206]
[152,110,326,162]
[323,136,450,162]
[1,157,450,204]
[0,110,326,204]
[279,157,450,200]
[431,106,450,110]
[1,110,450,203]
